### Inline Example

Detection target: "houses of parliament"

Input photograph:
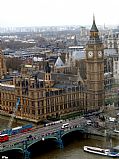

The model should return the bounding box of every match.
[0,18,105,123]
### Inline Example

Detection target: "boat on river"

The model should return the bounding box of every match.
[114,129,119,133]
[84,146,119,157]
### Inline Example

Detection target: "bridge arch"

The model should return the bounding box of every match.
[61,129,84,138]
[1,148,23,159]
[27,136,61,157]
[27,136,58,149]
[60,129,85,145]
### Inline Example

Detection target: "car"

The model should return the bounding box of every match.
[61,123,69,129]
[86,120,92,125]
[109,117,116,122]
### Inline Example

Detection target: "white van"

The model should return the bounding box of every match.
[109,117,116,122]
[61,123,69,129]
[86,120,92,125]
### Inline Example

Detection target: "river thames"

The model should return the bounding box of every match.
[31,136,119,159]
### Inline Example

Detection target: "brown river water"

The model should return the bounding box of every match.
[32,137,119,159]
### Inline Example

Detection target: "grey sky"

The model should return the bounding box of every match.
[0,0,119,27]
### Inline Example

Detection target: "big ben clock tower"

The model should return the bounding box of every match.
[86,16,104,111]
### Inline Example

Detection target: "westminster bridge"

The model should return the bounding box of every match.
[1,114,118,159]
[0,117,93,159]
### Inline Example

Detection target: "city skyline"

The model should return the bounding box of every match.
[0,0,119,27]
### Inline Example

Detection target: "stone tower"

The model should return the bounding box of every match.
[85,16,104,111]
[44,62,52,87]
[45,62,51,81]
[0,49,7,79]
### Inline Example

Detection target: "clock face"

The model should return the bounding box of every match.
[98,51,102,57]
[88,51,93,58]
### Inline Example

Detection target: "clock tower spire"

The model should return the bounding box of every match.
[85,16,104,112]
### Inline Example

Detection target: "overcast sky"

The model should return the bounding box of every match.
[0,0,119,27]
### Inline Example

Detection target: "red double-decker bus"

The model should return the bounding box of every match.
[0,134,9,143]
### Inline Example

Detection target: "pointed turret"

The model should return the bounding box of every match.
[90,15,98,32]
[88,15,101,44]
[74,35,78,46]
[45,62,51,73]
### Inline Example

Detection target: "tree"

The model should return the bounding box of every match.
[6,57,23,72]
